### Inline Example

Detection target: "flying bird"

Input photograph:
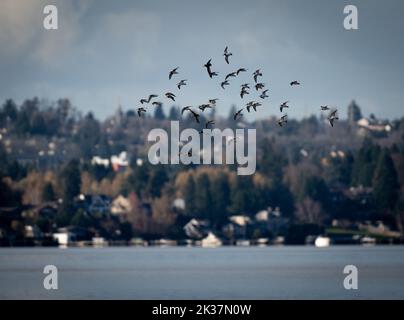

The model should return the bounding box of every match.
[280,101,289,113]
[169,67,179,80]
[181,106,193,115]
[199,104,212,112]
[225,72,237,81]
[253,69,263,83]
[204,59,218,78]
[140,94,158,104]
[290,81,301,86]
[240,87,249,99]
[236,68,247,75]
[329,109,338,118]
[190,110,200,123]
[278,115,288,127]
[137,107,146,117]
[234,108,243,121]
[328,109,339,127]
[208,69,219,78]
[221,80,230,89]
[255,83,265,91]
[152,101,163,107]
[260,90,269,99]
[328,116,339,127]
[200,119,215,133]
[246,101,261,112]
[165,92,176,101]
[205,120,215,128]
[204,59,212,70]
[209,99,219,105]
[320,105,330,111]
[241,83,250,89]
[224,46,232,64]
[177,79,187,90]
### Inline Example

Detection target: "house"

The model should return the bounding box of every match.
[91,156,110,167]
[254,207,288,235]
[24,225,43,239]
[357,117,392,137]
[173,198,185,211]
[77,194,112,215]
[111,195,132,217]
[183,219,210,239]
[201,232,222,247]
[53,229,76,246]
[223,215,251,239]
[111,151,129,172]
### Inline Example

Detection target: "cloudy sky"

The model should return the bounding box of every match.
[0,0,403,120]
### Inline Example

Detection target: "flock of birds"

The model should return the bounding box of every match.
[136,46,339,130]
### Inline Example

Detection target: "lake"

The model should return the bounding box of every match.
[1,246,404,299]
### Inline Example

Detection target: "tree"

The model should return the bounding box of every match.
[75,112,101,159]
[229,175,255,214]
[154,105,166,120]
[146,165,168,198]
[71,209,92,228]
[126,162,150,197]
[184,174,196,216]
[351,139,381,187]
[372,149,399,211]
[299,175,330,211]
[1,99,18,123]
[295,197,326,225]
[259,137,284,183]
[0,173,21,207]
[194,173,212,219]
[41,182,55,202]
[210,172,230,226]
[168,106,180,120]
[60,159,81,216]
[348,100,362,124]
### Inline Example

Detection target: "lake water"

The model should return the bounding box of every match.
[1,246,404,299]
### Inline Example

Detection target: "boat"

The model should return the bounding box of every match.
[201,232,222,248]
[256,238,269,246]
[314,236,331,247]
[236,239,250,247]
[360,236,376,245]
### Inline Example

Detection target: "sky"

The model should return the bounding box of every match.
[0,0,403,121]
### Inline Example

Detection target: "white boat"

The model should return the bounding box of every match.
[201,232,222,248]
[236,239,250,247]
[314,236,331,247]
[256,238,269,246]
[361,236,376,245]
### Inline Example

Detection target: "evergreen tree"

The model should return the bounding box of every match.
[210,172,230,226]
[127,162,150,197]
[75,112,101,159]
[351,139,381,187]
[299,175,330,210]
[259,137,284,183]
[146,165,168,198]
[372,149,399,211]
[41,182,55,202]
[347,100,362,124]
[2,99,18,122]
[194,173,212,219]
[154,105,166,120]
[229,175,255,214]
[168,106,180,120]
[59,159,81,218]
[184,175,196,216]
